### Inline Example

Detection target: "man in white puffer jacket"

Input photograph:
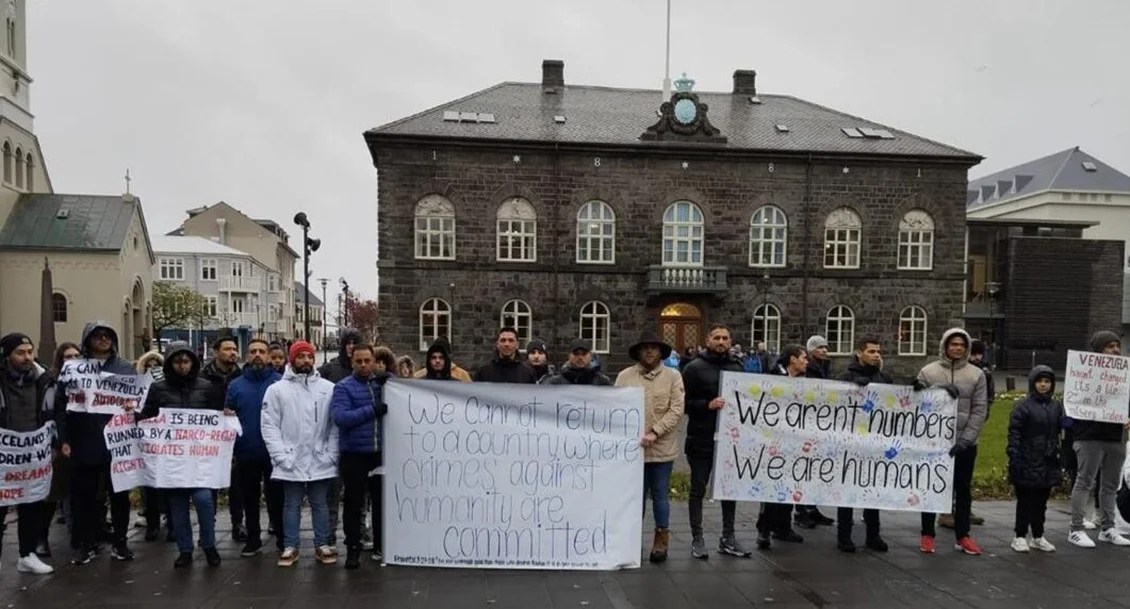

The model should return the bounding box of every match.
[262,341,339,568]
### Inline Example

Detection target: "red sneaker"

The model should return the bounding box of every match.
[920,535,935,554]
[955,536,982,556]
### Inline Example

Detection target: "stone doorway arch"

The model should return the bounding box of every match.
[659,302,703,354]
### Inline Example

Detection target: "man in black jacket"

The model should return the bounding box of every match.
[319,328,362,384]
[683,324,749,559]
[475,327,538,384]
[793,335,836,528]
[543,340,611,386]
[835,335,891,553]
[202,337,245,542]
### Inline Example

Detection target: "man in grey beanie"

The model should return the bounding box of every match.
[794,335,835,528]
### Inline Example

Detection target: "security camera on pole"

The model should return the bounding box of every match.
[293,212,320,342]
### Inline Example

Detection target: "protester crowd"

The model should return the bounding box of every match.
[0,317,1126,575]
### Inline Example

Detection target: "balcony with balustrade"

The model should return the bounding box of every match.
[646,265,728,294]
[219,276,263,293]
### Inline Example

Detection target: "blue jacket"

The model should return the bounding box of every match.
[225,365,282,461]
[330,372,388,454]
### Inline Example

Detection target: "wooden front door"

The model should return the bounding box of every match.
[659,302,703,354]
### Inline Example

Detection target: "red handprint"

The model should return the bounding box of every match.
[792,490,804,502]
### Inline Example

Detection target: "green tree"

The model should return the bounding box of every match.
[151,281,210,347]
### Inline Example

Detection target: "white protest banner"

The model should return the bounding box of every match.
[383,380,643,570]
[713,372,956,513]
[1064,349,1130,424]
[0,422,54,506]
[105,408,241,492]
[60,359,151,415]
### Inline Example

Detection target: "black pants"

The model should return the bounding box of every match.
[71,462,129,549]
[922,445,976,539]
[228,460,244,526]
[142,487,167,532]
[236,457,283,547]
[687,455,735,538]
[0,502,44,557]
[837,508,879,541]
[756,503,793,536]
[340,452,381,550]
[1015,486,1052,538]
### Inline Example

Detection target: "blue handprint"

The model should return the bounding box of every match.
[884,439,904,460]
[774,481,789,502]
[749,481,764,497]
[861,396,876,415]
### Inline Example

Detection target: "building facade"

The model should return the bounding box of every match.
[365,61,981,378]
[294,281,325,348]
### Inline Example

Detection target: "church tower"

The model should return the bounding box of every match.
[0,0,51,228]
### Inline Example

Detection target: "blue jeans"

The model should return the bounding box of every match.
[167,488,216,554]
[642,461,674,529]
[282,479,332,550]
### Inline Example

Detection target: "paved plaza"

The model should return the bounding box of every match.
[5,500,1130,608]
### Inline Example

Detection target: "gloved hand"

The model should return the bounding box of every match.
[912,378,928,392]
[374,401,389,417]
[940,384,960,399]
[854,376,870,387]
[949,439,973,457]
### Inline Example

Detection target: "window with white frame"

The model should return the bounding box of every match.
[825,305,855,355]
[576,200,615,263]
[200,258,217,281]
[823,208,862,269]
[419,298,452,351]
[496,197,537,262]
[578,301,611,354]
[159,257,184,280]
[268,273,279,292]
[752,303,782,354]
[662,201,704,266]
[500,300,533,346]
[414,195,456,260]
[749,205,788,267]
[203,296,218,318]
[898,306,929,355]
[898,209,935,270]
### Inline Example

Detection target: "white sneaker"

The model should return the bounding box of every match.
[1069,531,1096,548]
[133,515,147,528]
[1083,519,1097,530]
[1098,529,1130,546]
[1030,537,1056,552]
[16,553,54,574]
[1010,537,1030,553]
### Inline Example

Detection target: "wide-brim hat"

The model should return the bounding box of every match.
[629,331,673,361]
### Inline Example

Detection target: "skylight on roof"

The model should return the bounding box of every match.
[841,128,863,138]
[775,124,789,133]
[554,115,566,124]
[441,111,496,124]
[749,96,762,105]
[1082,161,1097,172]
[442,111,459,122]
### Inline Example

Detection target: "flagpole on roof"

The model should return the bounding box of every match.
[662,0,672,101]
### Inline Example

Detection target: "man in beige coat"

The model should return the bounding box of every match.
[615,332,685,563]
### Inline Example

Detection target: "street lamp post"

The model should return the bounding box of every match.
[339,278,350,328]
[293,213,320,342]
[319,277,329,364]
[985,281,1001,368]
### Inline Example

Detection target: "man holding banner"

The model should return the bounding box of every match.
[0,333,56,574]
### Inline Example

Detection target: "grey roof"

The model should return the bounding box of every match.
[0,194,141,251]
[968,147,1130,210]
[294,281,325,307]
[367,82,980,160]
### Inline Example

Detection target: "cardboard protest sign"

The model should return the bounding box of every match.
[713,372,956,513]
[1064,349,1130,424]
[106,408,241,492]
[0,422,54,506]
[383,380,644,570]
[59,359,151,415]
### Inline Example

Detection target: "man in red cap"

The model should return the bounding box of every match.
[262,340,339,567]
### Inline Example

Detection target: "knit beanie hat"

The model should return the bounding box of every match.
[288,340,316,365]
[0,333,33,358]
[806,335,829,352]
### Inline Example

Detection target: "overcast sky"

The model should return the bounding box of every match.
[28,1,1129,303]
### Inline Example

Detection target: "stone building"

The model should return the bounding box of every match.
[364,61,981,378]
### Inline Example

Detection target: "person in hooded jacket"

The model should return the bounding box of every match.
[1007,365,1062,553]
[330,343,390,569]
[268,342,288,375]
[262,341,340,567]
[56,321,137,566]
[544,340,612,386]
[682,324,750,559]
[525,339,556,383]
[915,327,986,556]
[416,339,472,382]
[201,337,245,541]
[475,327,538,384]
[225,338,283,557]
[136,342,223,568]
[319,328,362,384]
[133,350,166,541]
[1067,331,1130,549]
[38,341,81,557]
[835,336,892,553]
[0,333,55,574]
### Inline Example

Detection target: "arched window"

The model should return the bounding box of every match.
[898,209,935,270]
[823,207,862,269]
[578,301,610,354]
[497,197,537,262]
[418,298,451,351]
[749,206,787,267]
[414,195,456,260]
[752,303,782,354]
[24,152,32,191]
[500,300,532,346]
[2,141,11,184]
[825,305,855,355]
[13,146,22,188]
[576,200,615,263]
[662,201,704,266]
[52,293,68,323]
[898,306,929,356]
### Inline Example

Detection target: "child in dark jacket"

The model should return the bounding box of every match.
[1007,365,1063,553]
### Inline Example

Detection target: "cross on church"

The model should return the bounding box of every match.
[124,168,131,194]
